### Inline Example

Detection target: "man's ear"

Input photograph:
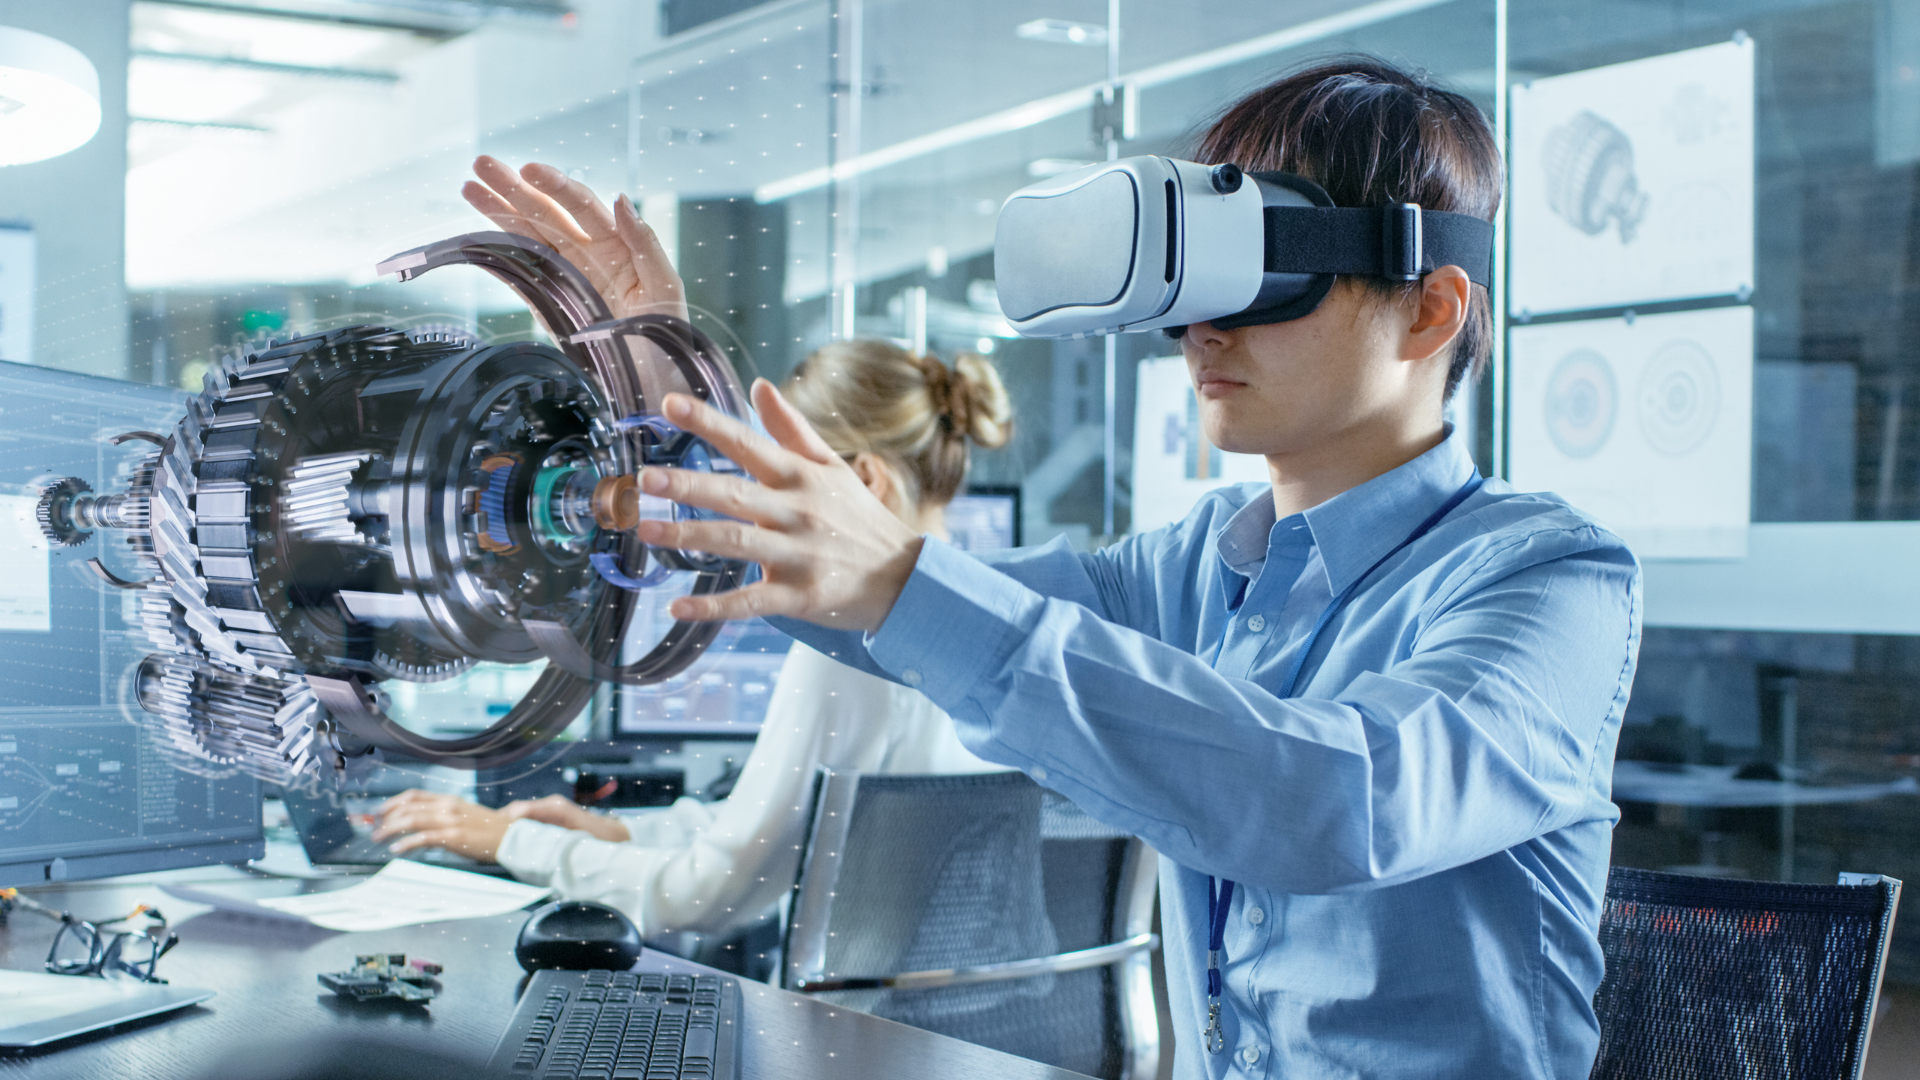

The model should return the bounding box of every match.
[1402,264,1472,365]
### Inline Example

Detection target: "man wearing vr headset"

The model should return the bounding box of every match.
[624,59,1639,1079]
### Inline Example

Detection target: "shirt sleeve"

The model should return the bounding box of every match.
[769,535,1122,677]
[856,529,1639,896]
[493,643,944,936]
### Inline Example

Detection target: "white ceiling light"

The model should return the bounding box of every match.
[1015,19,1108,47]
[0,26,101,166]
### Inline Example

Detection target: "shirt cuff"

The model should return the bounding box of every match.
[494,818,572,885]
[868,536,1036,709]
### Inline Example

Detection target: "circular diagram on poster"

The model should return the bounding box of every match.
[1637,339,1720,456]
[1544,348,1618,458]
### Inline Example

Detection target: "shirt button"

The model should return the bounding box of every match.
[1245,614,1266,632]
[1242,1045,1261,1065]
[1031,766,1049,783]
[1246,906,1265,926]
[900,669,923,687]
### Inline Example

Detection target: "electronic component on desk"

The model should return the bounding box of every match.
[488,969,740,1080]
[318,953,443,1003]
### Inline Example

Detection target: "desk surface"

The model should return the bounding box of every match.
[0,869,1088,1080]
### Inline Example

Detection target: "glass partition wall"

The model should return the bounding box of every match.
[32,0,1920,1011]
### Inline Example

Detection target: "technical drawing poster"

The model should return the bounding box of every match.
[1131,356,1266,534]
[1509,38,1754,316]
[1509,306,1752,558]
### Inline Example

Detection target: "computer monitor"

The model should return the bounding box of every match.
[615,618,791,738]
[946,485,1020,551]
[0,360,263,887]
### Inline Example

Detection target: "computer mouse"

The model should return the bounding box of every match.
[515,900,644,972]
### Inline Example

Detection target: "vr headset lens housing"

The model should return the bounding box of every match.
[992,156,1494,339]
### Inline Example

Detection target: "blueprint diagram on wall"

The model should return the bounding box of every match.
[1130,355,1266,534]
[1510,38,1754,316]
[1509,306,1753,558]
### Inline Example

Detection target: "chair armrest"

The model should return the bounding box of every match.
[792,932,1160,993]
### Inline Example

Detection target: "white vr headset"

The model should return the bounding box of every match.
[993,156,1495,338]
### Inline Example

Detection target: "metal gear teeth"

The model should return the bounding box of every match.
[284,451,373,543]
[139,650,323,784]
[35,477,93,548]
[371,648,475,684]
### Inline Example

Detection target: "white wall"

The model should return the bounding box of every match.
[0,0,129,379]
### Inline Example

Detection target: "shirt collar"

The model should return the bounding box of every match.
[1216,486,1278,582]
[1213,424,1477,598]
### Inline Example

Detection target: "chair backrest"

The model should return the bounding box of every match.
[1590,867,1902,1080]
[782,769,1159,1080]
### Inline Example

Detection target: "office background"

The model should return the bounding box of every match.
[3,0,1920,1038]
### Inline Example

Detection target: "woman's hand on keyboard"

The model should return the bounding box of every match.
[503,795,633,843]
[372,790,513,861]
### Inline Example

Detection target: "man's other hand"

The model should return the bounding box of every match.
[461,155,686,322]
[634,380,926,632]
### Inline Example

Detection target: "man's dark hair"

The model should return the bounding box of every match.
[1194,56,1502,400]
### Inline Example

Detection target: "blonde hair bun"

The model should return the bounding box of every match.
[949,352,1014,450]
[781,338,1015,508]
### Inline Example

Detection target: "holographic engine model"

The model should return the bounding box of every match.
[36,233,749,784]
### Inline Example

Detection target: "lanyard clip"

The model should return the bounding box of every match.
[1204,998,1226,1055]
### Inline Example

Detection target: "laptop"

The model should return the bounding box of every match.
[278,786,512,877]
[0,969,214,1049]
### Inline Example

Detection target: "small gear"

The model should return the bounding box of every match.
[35,476,93,548]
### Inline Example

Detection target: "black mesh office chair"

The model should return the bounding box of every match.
[1590,867,1902,1080]
[782,769,1160,1080]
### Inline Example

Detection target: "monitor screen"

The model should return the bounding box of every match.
[615,618,791,738]
[946,486,1020,552]
[0,361,262,887]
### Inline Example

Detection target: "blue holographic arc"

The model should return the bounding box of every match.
[615,413,683,442]
[590,550,675,591]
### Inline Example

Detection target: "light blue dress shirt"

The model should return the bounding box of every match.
[776,428,1642,1079]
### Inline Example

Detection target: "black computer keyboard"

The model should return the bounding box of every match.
[488,969,740,1080]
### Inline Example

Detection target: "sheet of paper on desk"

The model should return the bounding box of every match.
[251,860,551,931]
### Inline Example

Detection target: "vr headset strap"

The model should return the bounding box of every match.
[1262,206,1494,288]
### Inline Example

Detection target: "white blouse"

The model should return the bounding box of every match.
[494,641,1000,936]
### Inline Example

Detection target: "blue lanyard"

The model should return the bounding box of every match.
[1202,471,1484,1055]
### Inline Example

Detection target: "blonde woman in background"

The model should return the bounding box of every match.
[374,336,1017,940]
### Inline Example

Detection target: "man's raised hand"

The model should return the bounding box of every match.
[461,155,685,321]
[634,380,925,632]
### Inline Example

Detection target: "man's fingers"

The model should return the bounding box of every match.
[637,464,797,528]
[473,156,592,247]
[522,163,618,240]
[669,581,806,623]
[750,379,841,465]
[658,393,807,486]
[613,195,688,315]
[465,177,580,256]
[635,516,795,566]
[462,182,540,236]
